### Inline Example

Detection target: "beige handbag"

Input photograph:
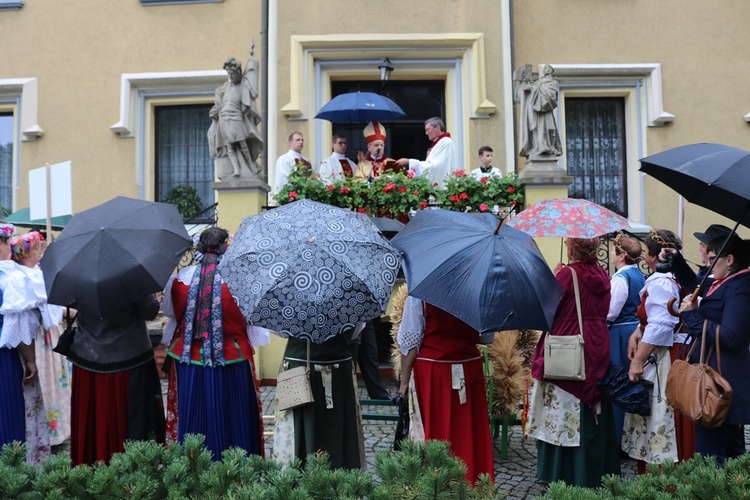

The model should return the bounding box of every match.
[277,340,315,411]
[544,267,586,381]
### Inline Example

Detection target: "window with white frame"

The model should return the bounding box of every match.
[154,104,214,216]
[0,112,12,212]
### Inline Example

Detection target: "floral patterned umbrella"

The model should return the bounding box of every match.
[218,199,401,343]
[506,198,630,238]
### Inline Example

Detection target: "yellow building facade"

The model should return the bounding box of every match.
[2,0,749,377]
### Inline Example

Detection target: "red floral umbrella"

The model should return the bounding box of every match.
[507,198,631,238]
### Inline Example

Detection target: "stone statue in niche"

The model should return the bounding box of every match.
[514,64,563,159]
[208,43,264,181]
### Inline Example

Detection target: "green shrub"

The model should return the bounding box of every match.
[0,437,497,499]
[162,185,204,219]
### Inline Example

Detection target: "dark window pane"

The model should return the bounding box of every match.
[565,98,628,217]
[155,105,213,217]
[0,113,13,212]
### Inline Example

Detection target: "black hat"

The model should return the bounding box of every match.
[693,224,732,245]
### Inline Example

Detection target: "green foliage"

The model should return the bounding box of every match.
[0,438,496,499]
[162,185,204,219]
[436,171,524,214]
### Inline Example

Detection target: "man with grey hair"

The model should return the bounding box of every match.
[395,117,458,188]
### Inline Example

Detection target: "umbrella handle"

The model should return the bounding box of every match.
[666,285,700,317]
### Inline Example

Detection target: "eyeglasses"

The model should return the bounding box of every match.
[708,255,725,264]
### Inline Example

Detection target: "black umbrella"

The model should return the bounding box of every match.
[390,210,562,334]
[639,143,750,293]
[639,143,750,227]
[41,196,191,316]
[368,216,406,238]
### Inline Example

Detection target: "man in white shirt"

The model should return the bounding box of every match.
[318,135,358,185]
[469,146,503,180]
[394,117,459,188]
[273,131,311,196]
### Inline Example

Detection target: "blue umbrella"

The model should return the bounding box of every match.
[390,210,562,333]
[315,91,406,123]
[218,199,401,343]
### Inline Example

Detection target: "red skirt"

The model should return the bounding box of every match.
[70,359,165,466]
[413,356,495,484]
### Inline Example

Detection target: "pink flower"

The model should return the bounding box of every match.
[327,184,335,191]
[455,170,466,177]
[383,182,396,193]
[406,170,415,179]
[339,186,350,194]
[413,190,419,196]
[459,192,468,200]
[398,186,408,193]
[311,174,320,180]
[49,420,58,431]
[479,203,489,212]
[289,191,298,200]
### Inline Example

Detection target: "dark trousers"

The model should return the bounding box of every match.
[351,319,389,400]
[695,423,746,465]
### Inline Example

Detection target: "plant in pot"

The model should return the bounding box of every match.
[162,185,204,219]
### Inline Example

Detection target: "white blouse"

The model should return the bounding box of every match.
[397,296,425,356]
[0,260,42,348]
[640,272,679,347]
[607,264,640,322]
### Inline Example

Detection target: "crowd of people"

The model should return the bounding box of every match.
[1,210,749,490]
[524,226,750,488]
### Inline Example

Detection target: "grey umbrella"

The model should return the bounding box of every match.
[219,199,401,343]
[41,196,191,316]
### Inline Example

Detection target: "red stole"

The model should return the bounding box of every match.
[338,159,353,177]
[428,132,451,156]
[294,157,313,176]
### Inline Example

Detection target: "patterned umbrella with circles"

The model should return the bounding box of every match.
[218,199,401,343]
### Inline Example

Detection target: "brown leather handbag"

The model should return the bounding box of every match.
[665,320,733,428]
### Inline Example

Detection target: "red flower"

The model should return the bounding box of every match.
[459,192,468,200]
[449,195,459,204]
[339,186,350,194]
[311,174,320,180]
[479,203,489,212]
[507,186,516,193]
[407,170,415,179]
[480,176,489,184]
[511,200,518,207]
[327,184,335,191]
[398,186,408,193]
[455,170,466,177]
[289,191,298,200]
[413,190,419,196]
[357,208,366,213]
[433,183,439,187]
[383,182,396,193]
[419,201,428,209]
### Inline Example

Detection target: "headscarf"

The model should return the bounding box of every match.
[10,232,43,262]
[179,228,231,367]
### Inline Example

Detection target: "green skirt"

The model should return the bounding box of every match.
[537,398,620,488]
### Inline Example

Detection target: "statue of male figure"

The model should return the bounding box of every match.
[208,45,264,180]
[514,64,563,159]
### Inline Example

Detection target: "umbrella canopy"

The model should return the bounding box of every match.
[390,210,562,333]
[507,198,631,238]
[639,143,750,227]
[315,91,406,123]
[368,216,406,238]
[6,207,72,230]
[41,196,191,316]
[218,199,401,343]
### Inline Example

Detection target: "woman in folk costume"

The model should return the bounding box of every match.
[10,232,71,449]
[678,234,750,465]
[397,298,494,484]
[273,329,365,470]
[525,237,619,488]
[606,234,645,445]
[0,223,49,464]
[621,229,681,472]
[162,227,267,459]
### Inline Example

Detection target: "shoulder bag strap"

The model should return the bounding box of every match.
[714,325,723,374]
[569,267,584,338]
[306,339,311,371]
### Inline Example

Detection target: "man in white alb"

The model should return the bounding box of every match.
[273,131,311,197]
[318,134,358,185]
[394,117,459,188]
